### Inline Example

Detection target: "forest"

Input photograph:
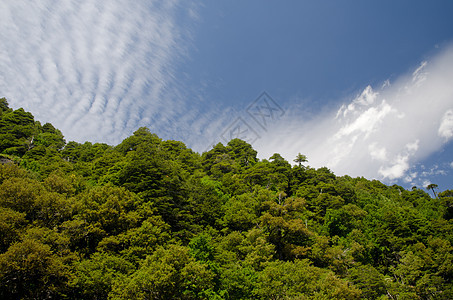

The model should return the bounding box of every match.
[0,97,452,299]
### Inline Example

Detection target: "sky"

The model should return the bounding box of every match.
[1,1,453,191]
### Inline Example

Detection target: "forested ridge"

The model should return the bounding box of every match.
[0,97,452,299]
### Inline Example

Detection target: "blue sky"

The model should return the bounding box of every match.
[1,1,453,191]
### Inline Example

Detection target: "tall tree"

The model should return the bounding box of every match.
[294,153,308,167]
[426,183,438,198]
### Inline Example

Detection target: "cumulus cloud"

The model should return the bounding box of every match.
[0,0,200,144]
[253,46,453,183]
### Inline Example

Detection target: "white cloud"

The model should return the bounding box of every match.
[378,155,410,180]
[405,140,419,152]
[253,46,453,183]
[377,140,419,180]
[412,61,428,86]
[438,109,453,140]
[369,143,388,161]
[335,85,379,118]
[0,0,200,144]
[403,172,418,184]
[334,99,396,140]
[420,164,447,177]
[422,180,431,189]
[401,162,452,188]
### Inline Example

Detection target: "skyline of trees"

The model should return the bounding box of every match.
[0,99,452,299]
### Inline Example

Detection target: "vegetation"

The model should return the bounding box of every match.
[0,97,452,299]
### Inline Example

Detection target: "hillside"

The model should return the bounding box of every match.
[0,97,452,299]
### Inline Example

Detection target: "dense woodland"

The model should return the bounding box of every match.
[0,97,452,299]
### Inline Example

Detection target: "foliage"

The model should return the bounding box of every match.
[0,98,451,299]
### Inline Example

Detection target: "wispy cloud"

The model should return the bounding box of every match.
[254,46,453,183]
[0,0,199,144]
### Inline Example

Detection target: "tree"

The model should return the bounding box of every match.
[110,245,218,299]
[259,193,312,260]
[1,100,453,300]
[0,238,72,299]
[97,216,171,263]
[0,107,36,155]
[0,177,44,220]
[226,139,258,167]
[71,252,134,299]
[0,97,11,115]
[348,264,386,299]
[219,262,257,300]
[438,189,453,219]
[0,207,26,251]
[75,184,142,237]
[324,204,367,237]
[202,142,229,175]
[254,259,361,299]
[114,127,161,155]
[293,153,308,167]
[216,229,275,271]
[222,193,259,231]
[0,162,31,184]
[426,183,438,198]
